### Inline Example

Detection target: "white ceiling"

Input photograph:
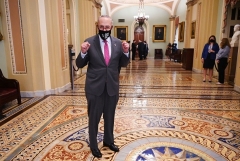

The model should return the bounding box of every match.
[108,0,175,4]
[102,0,182,15]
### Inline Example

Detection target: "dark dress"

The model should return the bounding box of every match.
[203,53,215,69]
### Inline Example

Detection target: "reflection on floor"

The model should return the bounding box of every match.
[0,59,240,161]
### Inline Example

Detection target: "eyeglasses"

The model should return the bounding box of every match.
[98,25,112,30]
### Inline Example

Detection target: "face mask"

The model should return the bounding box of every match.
[210,39,215,43]
[99,30,111,40]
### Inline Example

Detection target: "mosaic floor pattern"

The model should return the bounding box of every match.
[0,59,240,161]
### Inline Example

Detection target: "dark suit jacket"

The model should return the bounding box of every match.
[138,42,144,52]
[76,35,129,96]
[201,43,219,59]
[131,43,136,52]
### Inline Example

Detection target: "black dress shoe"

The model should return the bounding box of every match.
[90,148,102,158]
[103,142,119,152]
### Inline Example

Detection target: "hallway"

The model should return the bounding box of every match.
[0,59,240,161]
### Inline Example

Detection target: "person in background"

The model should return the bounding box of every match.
[171,42,177,54]
[215,38,230,84]
[166,43,172,58]
[131,40,136,60]
[76,15,129,158]
[137,40,144,60]
[167,43,172,50]
[201,35,219,82]
[143,41,149,59]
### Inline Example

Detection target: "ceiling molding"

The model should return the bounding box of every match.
[109,3,122,11]
[162,1,174,9]
[186,0,199,7]
[104,0,182,16]
[94,0,103,7]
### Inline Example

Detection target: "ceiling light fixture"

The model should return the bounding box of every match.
[134,0,149,26]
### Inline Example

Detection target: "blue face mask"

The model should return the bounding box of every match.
[99,29,111,40]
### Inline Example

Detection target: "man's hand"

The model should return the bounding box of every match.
[216,60,219,63]
[122,41,129,53]
[201,58,204,63]
[81,41,90,54]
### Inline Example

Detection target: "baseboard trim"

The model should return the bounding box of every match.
[20,83,71,97]
[192,68,201,73]
[234,84,240,93]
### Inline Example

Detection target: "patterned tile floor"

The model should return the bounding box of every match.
[0,59,240,161]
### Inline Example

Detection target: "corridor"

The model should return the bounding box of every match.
[0,59,240,161]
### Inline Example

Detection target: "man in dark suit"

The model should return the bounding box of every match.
[137,40,144,60]
[76,15,129,158]
[143,41,149,59]
[131,40,136,60]
[172,42,177,54]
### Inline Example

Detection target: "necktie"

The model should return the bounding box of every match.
[104,40,110,65]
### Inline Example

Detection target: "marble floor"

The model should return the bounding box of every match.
[0,59,240,161]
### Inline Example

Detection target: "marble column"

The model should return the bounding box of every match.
[169,16,176,44]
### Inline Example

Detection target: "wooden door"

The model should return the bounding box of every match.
[134,26,144,59]
[227,47,238,85]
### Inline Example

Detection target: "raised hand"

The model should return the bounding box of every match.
[81,41,90,54]
[122,41,129,53]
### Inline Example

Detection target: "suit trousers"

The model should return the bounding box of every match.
[132,51,136,60]
[139,51,144,60]
[217,58,228,83]
[86,84,119,149]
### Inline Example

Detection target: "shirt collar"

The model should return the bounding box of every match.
[98,35,111,43]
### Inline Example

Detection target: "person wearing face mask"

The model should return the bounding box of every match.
[215,38,231,84]
[201,35,219,82]
[76,15,129,158]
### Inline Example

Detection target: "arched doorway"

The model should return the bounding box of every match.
[134,26,144,59]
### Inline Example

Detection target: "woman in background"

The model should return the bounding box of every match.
[215,38,231,84]
[166,43,172,58]
[201,35,219,82]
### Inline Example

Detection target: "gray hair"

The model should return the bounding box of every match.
[98,15,113,25]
